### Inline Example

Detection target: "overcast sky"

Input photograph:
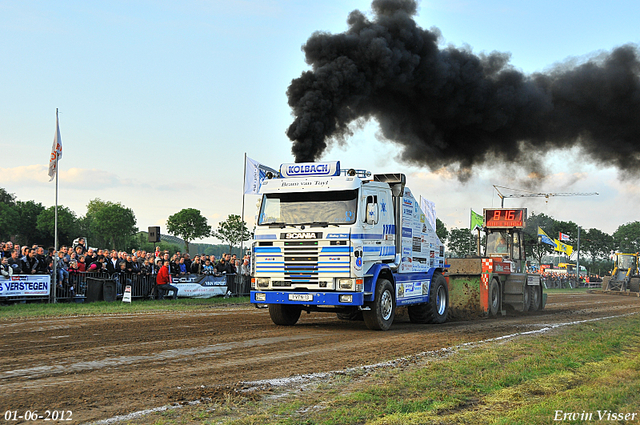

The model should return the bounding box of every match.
[2,0,639,244]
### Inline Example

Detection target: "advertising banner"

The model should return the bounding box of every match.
[171,274,228,298]
[0,275,51,297]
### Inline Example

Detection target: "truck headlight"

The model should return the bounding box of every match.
[256,278,270,288]
[338,278,354,290]
[255,293,266,302]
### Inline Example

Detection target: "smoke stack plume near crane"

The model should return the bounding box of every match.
[286,0,640,181]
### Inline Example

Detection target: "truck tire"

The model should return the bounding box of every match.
[423,272,449,324]
[489,278,500,317]
[269,304,302,326]
[529,285,541,311]
[336,309,364,321]
[630,278,640,293]
[363,279,395,331]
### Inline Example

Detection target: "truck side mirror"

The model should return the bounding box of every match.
[366,203,378,225]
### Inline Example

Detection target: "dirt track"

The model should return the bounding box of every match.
[1,292,639,424]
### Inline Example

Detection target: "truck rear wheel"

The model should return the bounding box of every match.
[529,285,541,311]
[423,272,449,324]
[269,304,302,326]
[489,278,500,317]
[363,279,395,331]
[630,278,640,293]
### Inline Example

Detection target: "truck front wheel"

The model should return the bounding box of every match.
[269,304,302,326]
[363,279,395,331]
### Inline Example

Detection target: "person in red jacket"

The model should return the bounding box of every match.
[156,260,178,300]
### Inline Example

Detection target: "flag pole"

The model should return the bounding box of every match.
[240,152,247,256]
[52,108,59,304]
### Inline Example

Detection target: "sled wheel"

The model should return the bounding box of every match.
[363,279,395,331]
[269,304,302,326]
[529,285,541,311]
[489,278,501,317]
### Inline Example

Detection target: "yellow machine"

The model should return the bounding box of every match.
[602,253,640,292]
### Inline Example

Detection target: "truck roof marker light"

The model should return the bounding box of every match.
[347,168,356,176]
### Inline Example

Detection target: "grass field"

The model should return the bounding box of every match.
[126,312,640,425]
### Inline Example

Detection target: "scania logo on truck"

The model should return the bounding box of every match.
[282,232,321,239]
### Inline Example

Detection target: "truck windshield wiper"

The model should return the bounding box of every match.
[267,222,287,228]
[298,222,330,228]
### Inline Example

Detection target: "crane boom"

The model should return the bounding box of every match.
[493,185,599,207]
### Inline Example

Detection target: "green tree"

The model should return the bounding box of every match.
[0,203,18,241]
[448,228,474,257]
[14,200,46,245]
[166,208,211,254]
[581,228,614,264]
[436,218,449,244]
[0,188,18,241]
[84,199,138,249]
[36,206,79,247]
[613,221,640,252]
[213,214,252,253]
[0,188,16,205]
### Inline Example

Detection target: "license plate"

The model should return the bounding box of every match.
[289,294,313,302]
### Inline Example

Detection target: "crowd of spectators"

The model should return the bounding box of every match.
[0,238,252,298]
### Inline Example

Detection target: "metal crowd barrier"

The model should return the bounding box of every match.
[2,271,251,304]
[56,272,251,301]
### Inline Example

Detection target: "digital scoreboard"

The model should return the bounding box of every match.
[484,208,526,229]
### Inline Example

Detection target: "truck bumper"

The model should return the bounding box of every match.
[251,291,364,306]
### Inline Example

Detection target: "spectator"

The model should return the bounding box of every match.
[77,255,86,272]
[215,256,229,275]
[87,256,106,273]
[57,251,70,285]
[183,253,192,271]
[156,260,178,300]
[7,249,21,274]
[190,256,203,274]
[35,247,49,274]
[21,248,38,274]
[85,249,97,267]
[114,261,131,295]
[0,257,13,278]
[140,259,152,276]
[106,250,120,274]
[202,259,215,275]
[3,241,13,258]
[72,237,87,254]
[178,257,188,275]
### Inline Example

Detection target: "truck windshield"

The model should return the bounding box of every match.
[258,190,358,226]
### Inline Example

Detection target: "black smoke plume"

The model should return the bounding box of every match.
[286,0,640,180]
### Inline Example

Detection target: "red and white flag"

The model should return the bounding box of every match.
[559,232,570,242]
[48,112,63,181]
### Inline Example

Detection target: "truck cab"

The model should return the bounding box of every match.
[251,161,448,330]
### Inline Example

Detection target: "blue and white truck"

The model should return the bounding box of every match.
[250,161,448,330]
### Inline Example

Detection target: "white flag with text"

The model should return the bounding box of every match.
[244,156,276,195]
[48,113,63,181]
